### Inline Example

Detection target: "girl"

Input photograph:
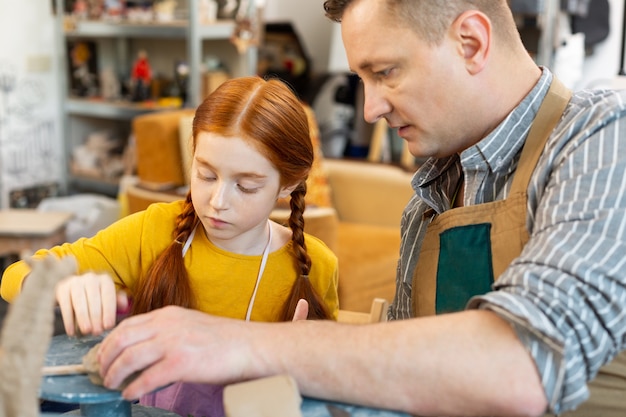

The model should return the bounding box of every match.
[0,76,339,417]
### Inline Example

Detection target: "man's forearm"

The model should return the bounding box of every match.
[252,310,548,416]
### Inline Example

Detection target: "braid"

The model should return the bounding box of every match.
[174,193,198,243]
[131,193,198,315]
[288,183,311,276]
[279,182,332,321]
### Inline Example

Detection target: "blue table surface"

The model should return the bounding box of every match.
[40,333,122,404]
[301,398,411,416]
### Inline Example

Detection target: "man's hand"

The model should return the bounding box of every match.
[98,299,309,401]
[97,306,258,400]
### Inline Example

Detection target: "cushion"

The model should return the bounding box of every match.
[324,158,415,228]
[134,109,195,187]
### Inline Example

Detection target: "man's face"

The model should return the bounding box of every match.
[341,0,476,159]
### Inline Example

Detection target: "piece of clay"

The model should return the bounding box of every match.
[82,342,140,390]
[82,342,104,386]
[0,255,77,417]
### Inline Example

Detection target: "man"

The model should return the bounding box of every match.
[98,1,626,415]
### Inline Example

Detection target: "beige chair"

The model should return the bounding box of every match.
[337,298,389,324]
[122,178,182,216]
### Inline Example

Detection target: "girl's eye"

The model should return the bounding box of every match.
[196,170,216,182]
[237,184,258,194]
[198,173,215,181]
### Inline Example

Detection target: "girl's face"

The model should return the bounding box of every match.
[190,132,294,254]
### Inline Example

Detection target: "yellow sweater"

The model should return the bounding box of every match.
[1,201,339,321]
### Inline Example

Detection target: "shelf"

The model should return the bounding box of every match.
[511,0,558,68]
[65,19,236,40]
[66,97,183,120]
[55,0,259,196]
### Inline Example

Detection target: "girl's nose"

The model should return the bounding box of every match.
[210,181,229,210]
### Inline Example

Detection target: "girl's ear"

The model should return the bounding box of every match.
[278,183,299,199]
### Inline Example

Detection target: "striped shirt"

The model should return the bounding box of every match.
[389,68,626,413]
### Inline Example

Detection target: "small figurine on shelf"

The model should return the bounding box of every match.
[72,0,89,20]
[199,0,218,23]
[130,49,152,102]
[68,41,99,97]
[126,2,153,23]
[71,130,125,180]
[102,0,125,21]
[154,0,177,22]
[230,0,264,54]
[100,66,121,101]
[217,0,238,19]
[173,60,189,104]
[87,0,105,19]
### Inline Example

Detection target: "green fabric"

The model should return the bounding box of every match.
[436,223,494,314]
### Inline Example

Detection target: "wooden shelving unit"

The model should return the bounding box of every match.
[54,0,258,197]
[511,0,560,68]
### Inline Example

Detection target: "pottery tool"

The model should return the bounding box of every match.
[41,363,87,376]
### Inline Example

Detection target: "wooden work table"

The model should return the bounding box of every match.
[0,209,73,258]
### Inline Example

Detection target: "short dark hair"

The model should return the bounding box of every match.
[323,0,354,22]
[323,0,519,46]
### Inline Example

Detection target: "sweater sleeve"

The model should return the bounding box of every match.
[1,202,181,303]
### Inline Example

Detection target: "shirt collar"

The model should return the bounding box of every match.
[460,68,552,175]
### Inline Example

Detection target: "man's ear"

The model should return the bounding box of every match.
[277,183,299,199]
[451,10,491,75]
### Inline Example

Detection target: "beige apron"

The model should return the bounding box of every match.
[410,78,626,416]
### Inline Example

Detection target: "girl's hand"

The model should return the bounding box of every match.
[55,272,127,336]
[292,299,309,321]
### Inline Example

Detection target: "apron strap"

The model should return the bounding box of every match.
[510,77,572,194]
[411,76,574,317]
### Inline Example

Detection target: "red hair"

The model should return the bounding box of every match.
[132,76,331,321]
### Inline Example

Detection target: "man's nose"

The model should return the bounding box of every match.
[362,85,391,124]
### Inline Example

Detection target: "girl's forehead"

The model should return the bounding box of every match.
[195,132,276,173]
[196,131,256,152]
